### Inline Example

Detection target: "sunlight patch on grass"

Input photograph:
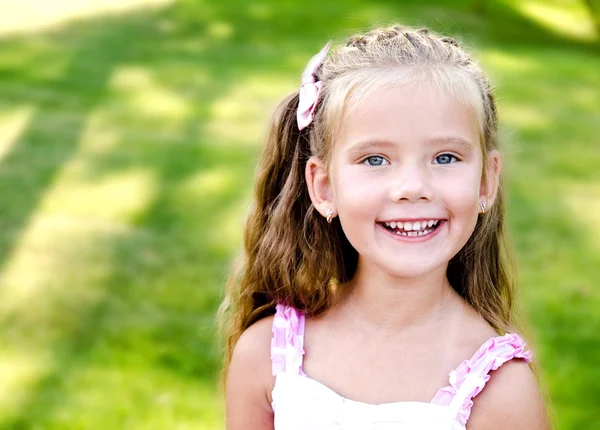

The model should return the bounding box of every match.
[0,105,35,162]
[480,49,539,74]
[561,181,600,253]
[43,168,157,221]
[206,21,234,40]
[176,166,251,252]
[500,103,549,130]
[247,3,273,20]
[0,350,52,417]
[45,364,225,429]
[110,66,192,123]
[208,195,251,253]
[570,86,600,112]
[349,4,400,25]
[0,0,174,37]
[206,74,296,147]
[0,216,117,324]
[76,110,122,153]
[509,0,597,41]
[180,167,236,199]
[0,168,156,320]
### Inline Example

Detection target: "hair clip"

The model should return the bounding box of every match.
[297,41,331,131]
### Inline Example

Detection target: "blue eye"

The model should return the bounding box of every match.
[434,154,458,165]
[362,156,388,166]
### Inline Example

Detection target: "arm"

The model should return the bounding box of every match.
[467,359,552,429]
[225,316,275,430]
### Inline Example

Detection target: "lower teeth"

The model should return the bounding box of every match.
[395,229,433,237]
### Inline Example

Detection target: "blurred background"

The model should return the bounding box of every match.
[0,0,598,428]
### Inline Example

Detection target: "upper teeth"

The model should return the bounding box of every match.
[383,220,440,231]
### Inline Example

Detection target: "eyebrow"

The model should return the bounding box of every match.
[345,139,396,154]
[345,136,476,154]
[427,136,477,153]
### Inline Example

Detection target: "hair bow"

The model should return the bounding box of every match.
[297,41,331,131]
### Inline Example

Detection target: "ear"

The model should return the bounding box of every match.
[480,149,502,209]
[305,156,337,219]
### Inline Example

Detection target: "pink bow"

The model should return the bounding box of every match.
[297,41,331,131]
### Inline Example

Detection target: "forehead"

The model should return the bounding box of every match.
[337,81,481,151]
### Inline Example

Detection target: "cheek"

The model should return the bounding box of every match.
[333,171,383,213]
[440,167,481,201]
[445,184,479,208]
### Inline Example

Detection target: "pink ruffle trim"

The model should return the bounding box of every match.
[431,333,532,426]
[271,304,532,427]
[271,304,306,376]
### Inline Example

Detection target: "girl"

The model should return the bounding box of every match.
[220,25,550,429]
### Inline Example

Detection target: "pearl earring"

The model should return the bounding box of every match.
[325,208,333,223]
[479,201,487,214]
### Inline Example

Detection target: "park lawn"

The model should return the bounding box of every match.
[0,0,597,428]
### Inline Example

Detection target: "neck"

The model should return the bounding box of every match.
[337,258,457,335]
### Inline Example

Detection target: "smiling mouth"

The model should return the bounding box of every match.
[378,220,444,237]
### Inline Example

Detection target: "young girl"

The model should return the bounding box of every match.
[220,25,550,429]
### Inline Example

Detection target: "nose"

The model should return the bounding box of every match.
[388,163,434,203]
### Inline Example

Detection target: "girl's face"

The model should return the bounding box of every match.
[310,81,500,278]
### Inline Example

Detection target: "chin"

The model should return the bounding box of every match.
[385,262,441,279]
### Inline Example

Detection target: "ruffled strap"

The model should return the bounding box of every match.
[271,303,306,376]
[431,333,532,426]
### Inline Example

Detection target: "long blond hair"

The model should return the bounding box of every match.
[218,24,517,378]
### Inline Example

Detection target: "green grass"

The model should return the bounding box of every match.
[0,0,597,428]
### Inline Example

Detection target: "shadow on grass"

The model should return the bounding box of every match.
[508,179,600,428]
[0,0,596,428]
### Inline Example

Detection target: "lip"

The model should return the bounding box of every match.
[376,220,446,242]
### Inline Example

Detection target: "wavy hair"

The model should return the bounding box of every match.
[218,24,518,379]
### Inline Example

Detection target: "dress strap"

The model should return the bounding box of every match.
[431,333,532,426]
[270,303,306,376]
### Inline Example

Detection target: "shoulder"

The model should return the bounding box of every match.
[448,304,551,428]
[231,314,275,369]
[226,315,275,429]
[467,357,551,429]
[228,315,275,393]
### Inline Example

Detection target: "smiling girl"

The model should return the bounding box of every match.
[220,25,550,429]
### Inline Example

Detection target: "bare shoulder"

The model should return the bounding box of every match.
[448,302,551,428]
[230,314,274,377]
[226,315,275,430]
[468,358,551,429]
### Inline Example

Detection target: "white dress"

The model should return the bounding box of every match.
[270,304,532,430]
